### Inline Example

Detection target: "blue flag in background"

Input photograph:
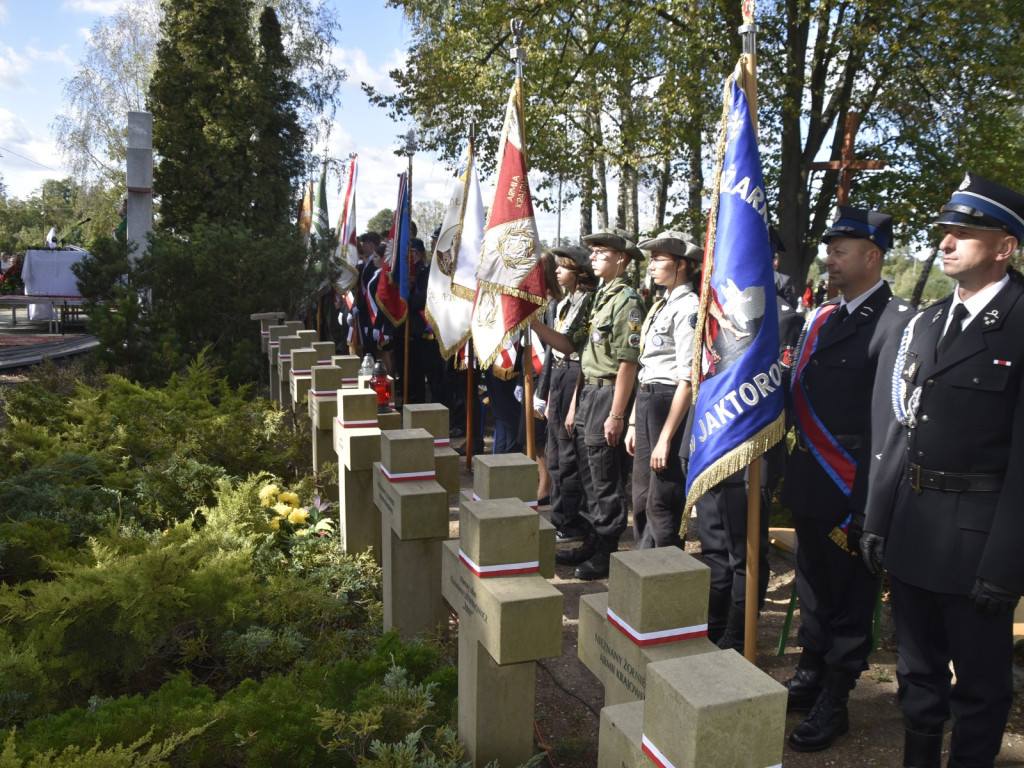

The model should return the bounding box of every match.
[684,76,785,511]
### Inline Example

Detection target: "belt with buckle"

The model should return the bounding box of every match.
[907,463,1003,493]
[639,381,674,393]
[553,357,580,369]
[583,375,616,387]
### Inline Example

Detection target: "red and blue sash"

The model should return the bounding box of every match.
[792,304,856,497]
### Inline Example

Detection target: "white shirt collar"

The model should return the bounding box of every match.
[952,274,1010,327]
[840,279,885,315]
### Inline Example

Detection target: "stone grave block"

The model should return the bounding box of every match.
[251,311,285,353]
[277,334,311,412]
[374,428,449,638]
[265,324,289,402]
[309,365,343,471]
[441,499,562,766]
[312,341,335,364]
[462,454,554,579]
[333,391,382,562]
[377,409,402,430]
[402,404,460,496]
[331,355,361,388]
[598,650,786,768]
[580,548,716,706]
[289,347,318,408]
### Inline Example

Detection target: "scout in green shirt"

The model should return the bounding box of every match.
[532,228,646,579]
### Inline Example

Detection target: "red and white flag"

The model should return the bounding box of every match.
[470,79,546,368]
[333,155,359,291]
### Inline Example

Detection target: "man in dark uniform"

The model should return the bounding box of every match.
[862,173,1024,768]
[781,207,913,753]
[532,228,646,579]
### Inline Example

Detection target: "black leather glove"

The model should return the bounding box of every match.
[859,533,886,578]
[970,579,1019,619]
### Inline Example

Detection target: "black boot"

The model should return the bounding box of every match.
[787,669,855,752]
[707,589,730,644]
[903,729,942,768]
[783,649,825,712]
[574,548,612,580]
[716,602,746,653]
[556,531,597,566]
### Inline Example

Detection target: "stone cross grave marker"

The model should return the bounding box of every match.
[401,403,460,496]
[289,347,318,410]
[579,548,716,706]
[334,390,384,562]
[309,365,343,472]
[250,311,285,353]
[441,498,563,766]
[462,454,556,579]
[373,428,449,638]
[266,321,302,402]
[598,649,786,768]
[277,330,316,412]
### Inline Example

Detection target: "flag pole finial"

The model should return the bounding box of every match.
[509,19,526,78]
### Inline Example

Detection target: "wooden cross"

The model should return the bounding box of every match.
[809,112,885,206]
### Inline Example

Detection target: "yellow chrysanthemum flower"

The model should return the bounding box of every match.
[273,502,292,518]
[259,484,280,501]
[278,491,300,508]
[269,517,280,531]
[287,508,310,525]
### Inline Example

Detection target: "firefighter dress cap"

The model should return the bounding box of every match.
[821,206,893,251]
[934,172,1024,242]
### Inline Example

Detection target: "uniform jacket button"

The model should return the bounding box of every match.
[972,377,981,384]
[921,414,929,423]
[925,379,934,386]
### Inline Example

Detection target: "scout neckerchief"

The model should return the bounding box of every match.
[584,279,630,341]
[639,295,667,357]
[791,303,856,497]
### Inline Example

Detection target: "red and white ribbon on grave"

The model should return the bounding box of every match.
[471,492,538,510]
[434,437,451,447]
[641,734,780,768]
[605,607,707,647]
[278,353,292,362]
[341,377,359,385]
[379,465,436,482]
[336,416,378,428]
[310,390,337,399]
[457,548,539,578]
[291,369,312,376]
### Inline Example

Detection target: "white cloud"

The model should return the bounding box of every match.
[0,43,30,89]
[0,1,9,24]
[0,108,66,198]
[335,46,405,95]
[26,44,74,68]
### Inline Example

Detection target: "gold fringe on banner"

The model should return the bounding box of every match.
[681,412,785,538]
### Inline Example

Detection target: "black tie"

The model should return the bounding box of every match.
[831,305,849,324]
[937,303,969,359]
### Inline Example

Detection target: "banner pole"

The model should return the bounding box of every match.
[739,0,761,665]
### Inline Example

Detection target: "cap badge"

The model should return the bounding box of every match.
[959,173,971,191]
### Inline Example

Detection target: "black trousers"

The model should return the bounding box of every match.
[695,472,769,606]
[631,386,686,548]
[890,575,1014,767]
[546,362,585,533]
[573,383,632,550]
[793,514,878,674]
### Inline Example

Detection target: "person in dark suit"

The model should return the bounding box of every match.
[861,173,1024,768]
[781,206,913,753]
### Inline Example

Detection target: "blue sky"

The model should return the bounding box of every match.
[0,0,570,239]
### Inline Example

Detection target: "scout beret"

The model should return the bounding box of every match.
[934,171,1024,242]
[821,206,893,251]
[550,245,596,281]
[582,228,643,262]
[636,230,703,262]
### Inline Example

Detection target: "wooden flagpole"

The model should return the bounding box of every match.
[738,1,761,665]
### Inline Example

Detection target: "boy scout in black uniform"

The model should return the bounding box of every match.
[532,228,646,579]
[782,207,912,753]
[862,173,1024,768]
[625,231,701,549]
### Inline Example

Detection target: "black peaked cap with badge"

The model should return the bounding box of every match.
[636,230,703,263]
[582,227,643,262]
[934,171,1024,242]
[821,206,893,251]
